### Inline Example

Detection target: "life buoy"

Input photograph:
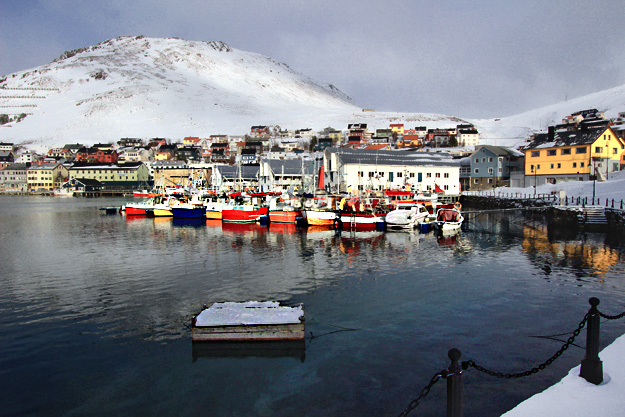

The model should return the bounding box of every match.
[454,202,462,211]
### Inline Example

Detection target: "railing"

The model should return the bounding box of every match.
[462,191,625,210]
[398,297,624,416]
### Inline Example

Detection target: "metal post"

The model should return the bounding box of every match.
[580,297,603,385]
[447,348,463,417]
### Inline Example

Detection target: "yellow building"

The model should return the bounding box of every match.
[523,126,624,184]
[27,162,70,191]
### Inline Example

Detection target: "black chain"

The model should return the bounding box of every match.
[598,309,625,320]
[397,370,446,417]
[463,313,589,379]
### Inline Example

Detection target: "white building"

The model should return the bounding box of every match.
[323,148,461,195]
[457,129,480,147]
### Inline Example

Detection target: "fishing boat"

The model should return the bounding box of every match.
[432,207,464,234]
[152,195,178,217]
[222,204,269,223]
[53,187,74,197]
[171,194,206,219]
[191,301,305,342]
[336,197,388,231]
[133,189,161,198]
[123,198,155,216]
[221,192,271,223]
[385,203,430,229]
[302,208,338,226]
[268,204,301,223]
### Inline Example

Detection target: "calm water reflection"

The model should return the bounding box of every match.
[2,196,625,417]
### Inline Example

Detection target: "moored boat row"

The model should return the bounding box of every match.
[117,189,463,231]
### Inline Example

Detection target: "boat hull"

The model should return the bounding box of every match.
[125,206,151,216]
[339,213,385,231]
[269,210,302,223]
[222,206,269,223]
[302,209,337,226]
[172,207,206,218]
[152,208,173,217]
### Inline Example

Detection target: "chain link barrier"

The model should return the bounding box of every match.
[598,309,625,321]
[396,301,625,415]
[462,312,589,379]
[397,370,449,417]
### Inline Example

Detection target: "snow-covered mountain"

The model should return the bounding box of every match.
[0,35,623,149]
[0,36,464,147]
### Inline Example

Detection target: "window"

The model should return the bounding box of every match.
[474,179,478,184]
[613,148,618,155]
[557,163,561,169]
[397,172,403,178]
[595,147,603,153]
[580,162,585,167]
[435,173,441,178]
[488,157,493,162]
[444,173,449,178]
[488,167,493,174]
[561,148,571,155]
[531,151,540,157]
[576,147,587,154]
[444,185,449,190]
[498,167,502,173]
[410,173,415,178]
[426,173,432,178]
[547,150,556,156]
[550,164,554,169]
[369,172,374,178]
[573,162,577,168]
[488,178,493,183]
[474,168,479,174]
[475,158,479,163]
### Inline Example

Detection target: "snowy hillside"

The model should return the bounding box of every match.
[1,35,623,149]
[0,36,469,148]
[0,36,358,146]
[470,83,625,149]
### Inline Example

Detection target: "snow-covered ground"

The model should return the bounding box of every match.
[472,167,625,202]
[502,333,625,417]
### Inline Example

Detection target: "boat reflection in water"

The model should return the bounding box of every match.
[192,340,306,362]
[172,217,206,227]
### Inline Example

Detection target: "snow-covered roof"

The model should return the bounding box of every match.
[326,147,460,167]
[524,127,609,150]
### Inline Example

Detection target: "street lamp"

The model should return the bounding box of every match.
[531,165,537,196]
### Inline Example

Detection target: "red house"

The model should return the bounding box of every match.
[76,147,118,164]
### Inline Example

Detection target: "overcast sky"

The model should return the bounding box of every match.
[2,0,624,119]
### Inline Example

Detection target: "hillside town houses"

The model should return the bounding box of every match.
[1,109,625,194]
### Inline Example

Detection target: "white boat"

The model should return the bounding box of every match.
[433,208,464,234]
[302,208,338,226]
[53,188,74,197]
[385,204,430,229]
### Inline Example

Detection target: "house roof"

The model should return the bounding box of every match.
[216,165,259,179]
[474,145,523,157]
[71,178,102,186]
[524,127,610,150]
[266,159,304,175]
[327,147,460,167]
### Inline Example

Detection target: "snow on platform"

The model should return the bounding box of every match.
[194,301,304,327]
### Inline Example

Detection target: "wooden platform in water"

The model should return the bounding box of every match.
[191,301,305,342]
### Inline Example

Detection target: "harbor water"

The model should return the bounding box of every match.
[2,196,625,417]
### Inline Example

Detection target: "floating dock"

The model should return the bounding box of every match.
[191,301,305,342]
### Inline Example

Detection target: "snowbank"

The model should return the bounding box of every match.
[502,333,625,416]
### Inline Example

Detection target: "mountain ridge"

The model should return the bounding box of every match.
[1,36,624,149]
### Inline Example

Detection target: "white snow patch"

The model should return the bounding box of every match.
[194,301,304,326]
